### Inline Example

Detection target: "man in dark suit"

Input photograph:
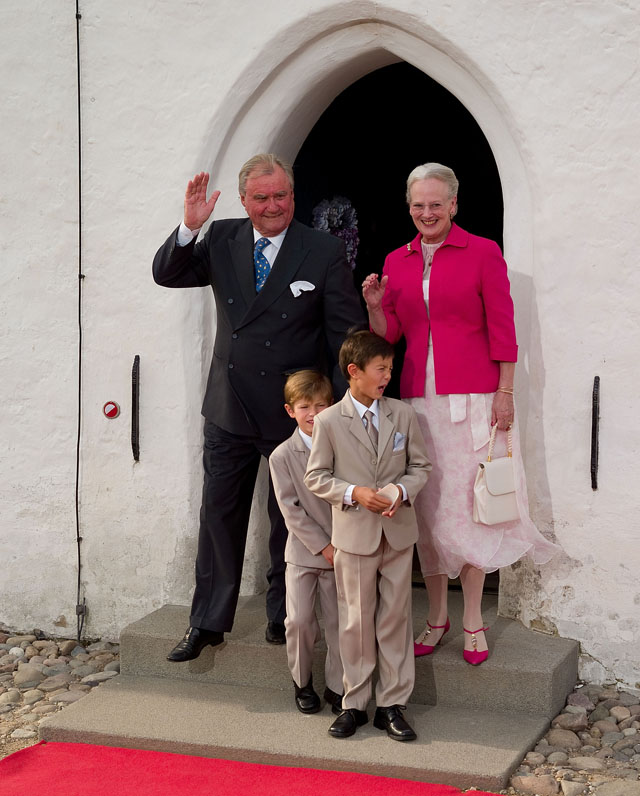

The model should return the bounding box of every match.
[153,154,363,661]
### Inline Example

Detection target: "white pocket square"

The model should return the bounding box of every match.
[393,432,406,452]
[289,280,315,298]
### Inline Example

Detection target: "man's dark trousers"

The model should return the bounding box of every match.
[189,420,290,632]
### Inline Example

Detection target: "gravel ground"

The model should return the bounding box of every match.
[505,684,640,796]
[0,624,119,762]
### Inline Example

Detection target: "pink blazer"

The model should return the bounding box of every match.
[381,224,517,397]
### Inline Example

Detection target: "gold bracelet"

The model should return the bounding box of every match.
[497,387,514,395]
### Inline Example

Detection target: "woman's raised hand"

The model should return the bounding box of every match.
[184,172,221,231]
[362,273,388,310]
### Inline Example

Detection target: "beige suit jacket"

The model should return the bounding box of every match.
[304,393,431,555]
[269,430,333,569]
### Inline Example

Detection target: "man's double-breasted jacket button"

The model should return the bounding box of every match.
[227,298,234,304]
[232,333,238,339]
[228,363,234,369]
[265,340,271,347]
[260,370,266,376]
[371,458,377,465]
[281,313,287,319]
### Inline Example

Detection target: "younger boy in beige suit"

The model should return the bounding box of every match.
[269,371,343,716]
[305,331,431,741]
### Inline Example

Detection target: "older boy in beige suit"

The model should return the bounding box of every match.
[305,331,431,741]
[269,371,343,716]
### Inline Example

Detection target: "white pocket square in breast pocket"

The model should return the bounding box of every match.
[289,280,315,298]
[393,432,406,452]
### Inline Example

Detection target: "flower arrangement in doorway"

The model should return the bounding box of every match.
[311,196,359,270]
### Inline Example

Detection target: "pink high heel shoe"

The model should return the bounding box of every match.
[463,626,489,665]
[414,618,450,657]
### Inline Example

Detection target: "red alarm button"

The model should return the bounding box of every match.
[103,401,120,418]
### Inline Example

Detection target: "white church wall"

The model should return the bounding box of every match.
[1,0,638,687]
[1,2,82,634]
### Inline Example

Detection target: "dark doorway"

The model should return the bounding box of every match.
[294,62,503,596]
[294,61,504,290]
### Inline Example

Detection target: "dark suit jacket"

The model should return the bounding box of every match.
[153,218,364,439]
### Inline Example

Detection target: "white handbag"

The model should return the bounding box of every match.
[472,425,520,525]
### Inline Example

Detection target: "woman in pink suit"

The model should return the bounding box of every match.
[362,163,558,665]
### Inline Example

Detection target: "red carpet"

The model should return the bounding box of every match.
[0,742,491,795]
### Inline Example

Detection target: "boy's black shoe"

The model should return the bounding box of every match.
[323,687,344,715]
[373,705,417,741]
[328,708,368,738]
[294,677,321,714]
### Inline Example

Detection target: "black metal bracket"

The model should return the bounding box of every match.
[591,376,600,490]
[132,355,140,461]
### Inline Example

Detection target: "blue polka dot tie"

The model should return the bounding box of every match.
[254,237,271,292]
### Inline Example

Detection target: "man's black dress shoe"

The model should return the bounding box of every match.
[373,705,417,741]
[328,708,368,738]
[265,621,286,644]
[294,677,321,714]
[166,627,224,662]
[323,687,344,716]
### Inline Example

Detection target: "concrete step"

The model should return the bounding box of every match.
[121,590,578,718]
[39,674,551,790]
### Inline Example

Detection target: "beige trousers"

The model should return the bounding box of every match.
[284,563,343,694]
[334,538,415,711]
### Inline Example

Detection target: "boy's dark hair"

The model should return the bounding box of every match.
[284,369,333,407]
[338,330,394,380]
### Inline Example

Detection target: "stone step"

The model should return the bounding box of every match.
[39,673,551,790]
[120,590,578,718]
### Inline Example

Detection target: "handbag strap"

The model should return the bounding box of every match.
[487,423,513,461]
